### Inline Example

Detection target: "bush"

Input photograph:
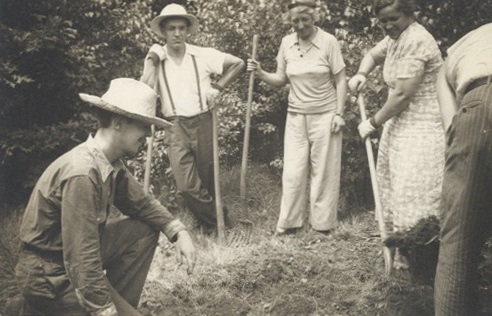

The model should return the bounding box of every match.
[2,0,492,207]
[0,116,97,206]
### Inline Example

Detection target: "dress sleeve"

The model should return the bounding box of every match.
[395,36,428,79]
[61,175,113,313]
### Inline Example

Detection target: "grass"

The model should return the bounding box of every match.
[1,163,491,315]
[0,206,22,310]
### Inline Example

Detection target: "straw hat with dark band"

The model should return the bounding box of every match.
[150,3,199,37]
[79,78,172,128]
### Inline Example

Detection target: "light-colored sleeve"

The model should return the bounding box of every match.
[275,37,287,76]
[203,47,226,75]
[395,36,429,79]
[369,36,390,61]
[327,35,346,75]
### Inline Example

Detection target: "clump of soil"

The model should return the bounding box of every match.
[384,216,440,285]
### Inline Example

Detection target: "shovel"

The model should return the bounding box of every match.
[211,99,226,242]
[357,93,393,276]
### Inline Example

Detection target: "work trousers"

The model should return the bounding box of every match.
[164,111,218,228]
[277,112,342,231]
[435,81,492,315]
[14,218,158,315]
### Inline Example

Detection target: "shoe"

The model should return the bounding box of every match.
[274,227,301,236]
[313,229,332,236]
[275,227,287,236]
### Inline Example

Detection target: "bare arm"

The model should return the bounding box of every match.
[247,59,289,87]
[214,53,245,89]
[373,73,422,125]
[436,65,458,131]
[331,68,348,133]
[140,44,166,88]
[140,58,158,88]
[348,52,380,92]
[334,68,347,114]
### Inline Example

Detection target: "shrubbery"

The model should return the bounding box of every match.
[1,0,491,208]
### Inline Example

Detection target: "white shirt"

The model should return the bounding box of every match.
[155,43,226,117]
[445,23,492,102]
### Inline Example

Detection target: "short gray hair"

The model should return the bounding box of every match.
[288,5,320,24]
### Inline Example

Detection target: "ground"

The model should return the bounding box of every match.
[1,164,491,315]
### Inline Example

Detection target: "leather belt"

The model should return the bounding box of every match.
[464,76,492,95]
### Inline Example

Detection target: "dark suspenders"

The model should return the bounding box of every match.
[162,55,204,116]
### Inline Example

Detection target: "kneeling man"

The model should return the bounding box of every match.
[6,78,196,316]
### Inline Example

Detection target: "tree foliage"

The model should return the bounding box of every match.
[1,0,491,206]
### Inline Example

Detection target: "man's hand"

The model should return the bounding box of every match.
[331,115,345,133]
[206,88,221,109]
[174,230,196,275]
[147,44,166,64]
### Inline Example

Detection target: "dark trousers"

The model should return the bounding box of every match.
[164,112,219,228]
[13,218,158,315]
[435,82,492,315]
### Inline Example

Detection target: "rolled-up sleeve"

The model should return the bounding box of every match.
[114,168,186,241]
[61,175,112,313]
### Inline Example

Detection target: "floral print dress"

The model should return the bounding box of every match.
[371,22,445,232]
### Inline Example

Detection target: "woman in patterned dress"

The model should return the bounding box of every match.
[348,0,445,268]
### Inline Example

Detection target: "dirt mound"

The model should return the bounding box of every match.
[384,216,440,285]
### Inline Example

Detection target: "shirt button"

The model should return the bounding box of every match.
[97,217,100,222]
[462,108,467,113]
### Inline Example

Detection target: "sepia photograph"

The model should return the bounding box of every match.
[1,0,491,315]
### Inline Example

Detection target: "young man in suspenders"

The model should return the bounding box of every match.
[142,4,244,231]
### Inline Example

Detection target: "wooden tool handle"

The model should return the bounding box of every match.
[357,94,393,276]
[240,34,259,199]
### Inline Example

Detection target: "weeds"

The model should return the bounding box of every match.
[0,205,22,309]
[1,165,491,315]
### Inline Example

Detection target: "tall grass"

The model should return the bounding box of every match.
[0,205,22,309]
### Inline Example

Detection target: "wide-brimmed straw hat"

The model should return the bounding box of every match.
[288,0,316,9]
[150,3,199,37]
[79,78,171,127]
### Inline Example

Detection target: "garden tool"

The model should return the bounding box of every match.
[211,98,226,242]
[143,124,155,194]
[357,93,393,276]
[240,34,259,199]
